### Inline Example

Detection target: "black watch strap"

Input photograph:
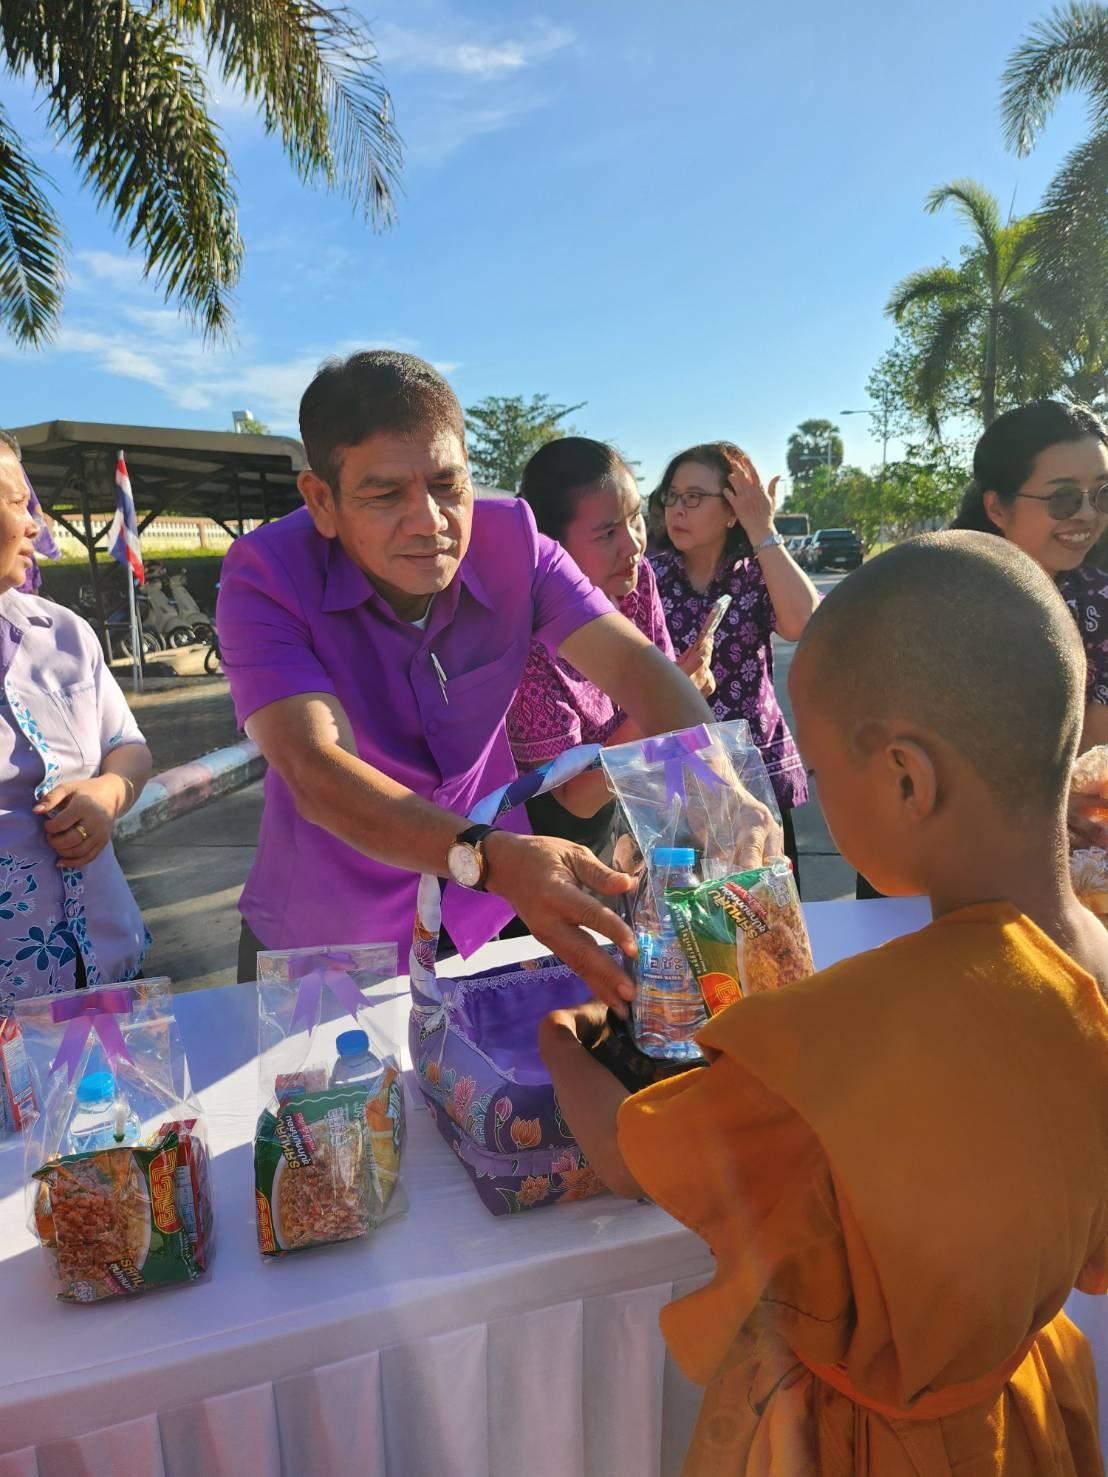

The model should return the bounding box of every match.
[457,824,494,848]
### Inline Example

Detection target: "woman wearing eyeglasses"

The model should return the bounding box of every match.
[952,400,1108,748]
[649,442,820,879]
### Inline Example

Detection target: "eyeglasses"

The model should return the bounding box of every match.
[660,488,727,511]
[1012,483,1108,520]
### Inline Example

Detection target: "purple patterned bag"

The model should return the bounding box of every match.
[409,747,610,1215]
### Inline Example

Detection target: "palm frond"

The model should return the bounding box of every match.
[925,180,1001,278]
[166,0,402,225]
[1000,1,1108,156]
[0,0,243,337]
[996,301,1062,401]
[886,264,972,321]
[0,99,67,345]
[913,303,979,433]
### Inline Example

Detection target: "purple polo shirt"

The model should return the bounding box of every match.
[217,499,612,958]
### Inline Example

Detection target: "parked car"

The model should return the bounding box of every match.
[792,534,816,567]
[806,528,864,572]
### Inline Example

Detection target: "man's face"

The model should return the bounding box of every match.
[300,428,473,620]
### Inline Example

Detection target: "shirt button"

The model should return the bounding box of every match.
[427,719,440,736]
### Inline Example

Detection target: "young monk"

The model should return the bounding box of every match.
[540,531,1108,1475]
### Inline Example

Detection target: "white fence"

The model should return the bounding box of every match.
[51,517,254,552]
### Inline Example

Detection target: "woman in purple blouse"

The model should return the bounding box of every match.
[507,438,714,852]
[649,441,820,879]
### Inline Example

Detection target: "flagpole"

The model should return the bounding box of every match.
[126,565,143,694]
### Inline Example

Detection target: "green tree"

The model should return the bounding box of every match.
[1001,3,1108,339]
[786,419,843,485]
[0,0,401,346]
[235,415,270,435]
[886,181,1058,431]
[464,394,585,492]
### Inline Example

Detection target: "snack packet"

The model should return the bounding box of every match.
[0,1017,35,1135]
[667,859,814,1011]
[16,978,215,1301]
[1071,847,1108,924]
[31,1129,204,1302]
[253,943,405,1257]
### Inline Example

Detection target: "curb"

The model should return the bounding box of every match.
[115,740,265,842]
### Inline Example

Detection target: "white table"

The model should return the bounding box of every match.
[0,899,1103,1477]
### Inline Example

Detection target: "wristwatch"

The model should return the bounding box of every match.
[753,532,786,553]
[447,824,496,891]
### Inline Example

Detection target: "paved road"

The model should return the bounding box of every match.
[119,574,852,991]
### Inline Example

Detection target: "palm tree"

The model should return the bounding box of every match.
[0,0,402,347]
[886,181,1057,431]
[1001,2,1108,328]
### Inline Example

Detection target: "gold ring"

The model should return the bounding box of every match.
[75,824,90,841]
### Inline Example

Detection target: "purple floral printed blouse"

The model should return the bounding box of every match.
[507,557,674,769]
[651,549,808,813]
[1056,564,1108,706]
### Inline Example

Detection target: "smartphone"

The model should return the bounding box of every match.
[697,594,732,643]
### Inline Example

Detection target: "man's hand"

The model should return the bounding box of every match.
[33,776,127,869]
[484,831,638,1014]
[676,634,717,698]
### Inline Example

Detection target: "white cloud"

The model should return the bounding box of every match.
[375,19,574,79]
[73,251,148,293]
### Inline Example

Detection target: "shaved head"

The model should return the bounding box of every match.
[792,532,1085,809]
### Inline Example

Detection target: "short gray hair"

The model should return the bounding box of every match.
[0,430,21,461]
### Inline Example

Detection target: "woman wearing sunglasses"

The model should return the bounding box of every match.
[952,399,1108,749]
[649,442,820,880]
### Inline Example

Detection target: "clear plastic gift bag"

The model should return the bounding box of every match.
[15,978,213,1302]
[600,720,812,1061]
[253,943,407,1256]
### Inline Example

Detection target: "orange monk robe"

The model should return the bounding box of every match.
[618,904,1108,1476]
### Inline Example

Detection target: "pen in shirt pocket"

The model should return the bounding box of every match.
[430,651,449,705]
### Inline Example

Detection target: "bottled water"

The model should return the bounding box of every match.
[631,847,709,1061]
[329,1030,384,1091]
[65,1070,142,1155]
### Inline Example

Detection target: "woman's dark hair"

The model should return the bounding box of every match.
[951,399,1108,534]
[299,349,464,493]
[649,442,753,562]
[519,437,635,542]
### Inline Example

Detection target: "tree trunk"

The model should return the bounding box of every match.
[982,306,999,426]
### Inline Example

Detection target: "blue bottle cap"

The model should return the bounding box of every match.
[76,1070,116,1106]
[336,1029,370,1058]
[654,847,697,869]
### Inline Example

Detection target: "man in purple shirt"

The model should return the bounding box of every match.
[217,352,712,1006]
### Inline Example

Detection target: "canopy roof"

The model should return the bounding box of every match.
[12,420,306,540]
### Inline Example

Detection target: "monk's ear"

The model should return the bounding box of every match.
[299,469,339,539]
[883,737,937,823]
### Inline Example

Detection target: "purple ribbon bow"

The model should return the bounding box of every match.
[288,952,365,1033]
[49,988,134,1082]
[640,725,727,807]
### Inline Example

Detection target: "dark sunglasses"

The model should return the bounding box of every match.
[1012,483,1108,520]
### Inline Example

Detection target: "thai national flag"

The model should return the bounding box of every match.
[106,450,144,586]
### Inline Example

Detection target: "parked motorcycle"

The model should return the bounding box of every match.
[168,572,214,645]
[143,570,196,648]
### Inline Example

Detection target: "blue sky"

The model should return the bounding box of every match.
[0,0,1094,489]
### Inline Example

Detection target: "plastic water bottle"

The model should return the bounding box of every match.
[330,1030,383,1091]
[632,846,708,1061]
[65,1071,142,1155]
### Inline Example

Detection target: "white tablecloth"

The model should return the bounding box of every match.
[0,898,1103,1477]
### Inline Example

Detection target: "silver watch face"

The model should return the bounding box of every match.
[448,842,483,888]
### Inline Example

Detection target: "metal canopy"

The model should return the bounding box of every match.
[11,420,306,655]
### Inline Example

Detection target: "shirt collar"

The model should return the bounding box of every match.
[320,535,496,616]
[0,589,30,633]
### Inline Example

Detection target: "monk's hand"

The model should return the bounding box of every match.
[483,832,638,1016]
[33,777,125,868]
[543,999,610,1052]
